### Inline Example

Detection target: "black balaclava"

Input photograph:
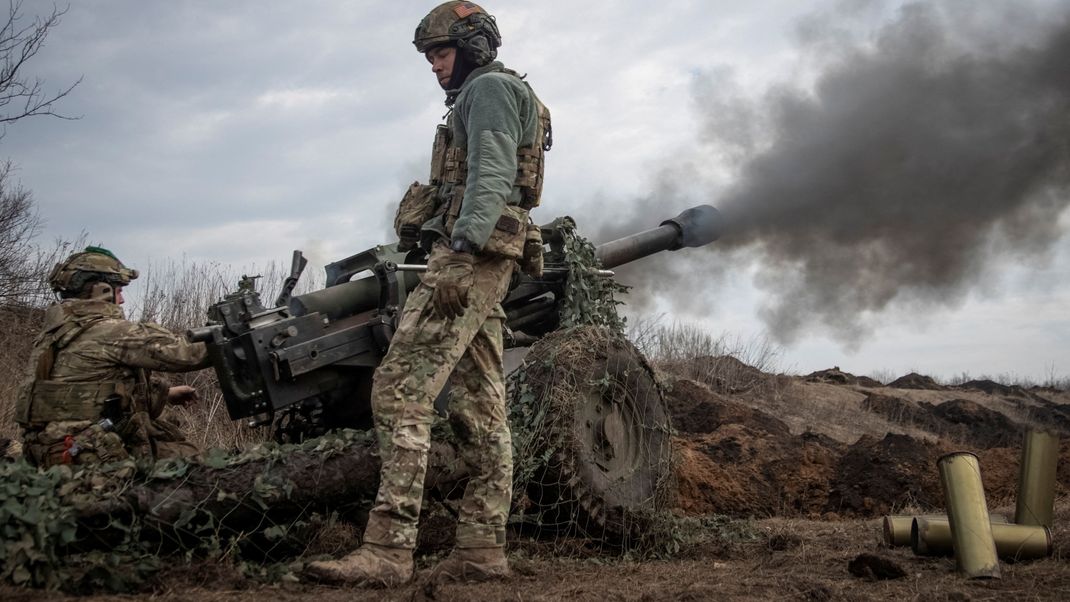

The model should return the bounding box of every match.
[445,42,478,91]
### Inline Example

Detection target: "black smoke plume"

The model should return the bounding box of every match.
[608,1,1070,344]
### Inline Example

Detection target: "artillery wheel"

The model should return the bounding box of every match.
[509,326,673,542]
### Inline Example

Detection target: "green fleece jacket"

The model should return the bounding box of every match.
[449,62,540,249]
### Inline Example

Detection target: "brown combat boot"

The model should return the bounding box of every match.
[428,547,511,584]
[304,543,414,587]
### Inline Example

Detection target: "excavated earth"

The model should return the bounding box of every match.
[5,366,1070,601]
[671,371,1070,517]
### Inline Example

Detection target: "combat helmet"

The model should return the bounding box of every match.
[49,246,139,298]
[414,1,501,66]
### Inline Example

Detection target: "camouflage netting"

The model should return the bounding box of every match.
[555,216,629,331]
[508,326,675,552]
[506,218,676,552]
[0,430,388,592]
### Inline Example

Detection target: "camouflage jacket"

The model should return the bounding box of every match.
[15,299,209,428]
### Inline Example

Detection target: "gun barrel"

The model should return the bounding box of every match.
[594,205,722,269]
[289,273,383,320]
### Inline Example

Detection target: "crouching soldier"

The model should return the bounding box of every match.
[15,246,210,467]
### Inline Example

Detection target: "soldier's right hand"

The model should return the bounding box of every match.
[431,251,475,319]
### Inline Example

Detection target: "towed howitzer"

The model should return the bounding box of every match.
[189,205,722,442]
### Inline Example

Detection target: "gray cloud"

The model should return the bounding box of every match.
[610,0,1070,345]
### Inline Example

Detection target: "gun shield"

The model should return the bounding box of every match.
[912,517,1052,560]
[938,452,1001,579]
[1015,430,1059,528]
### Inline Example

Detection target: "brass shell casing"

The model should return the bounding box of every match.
[881,513,1005,547]
[912,517,1052,560]
[938,452,1001,579]
[883,513,1009,547]
[884,515,943,547]
[1015,430,1059,528]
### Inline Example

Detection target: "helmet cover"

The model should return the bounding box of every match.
[49,245,139,295]
[414,1,501,66]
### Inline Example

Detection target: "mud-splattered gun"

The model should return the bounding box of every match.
[188,205,722,441]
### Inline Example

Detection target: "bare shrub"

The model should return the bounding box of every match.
[629,317,782,395]
[0,187,83,442]
[865,368,897,387]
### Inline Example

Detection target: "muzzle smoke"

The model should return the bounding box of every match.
[611,1,1070,344]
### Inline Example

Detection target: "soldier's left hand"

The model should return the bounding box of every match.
[432,251,475,319]
[167,385,200,406]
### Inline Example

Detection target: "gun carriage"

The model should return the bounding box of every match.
[190,205,722,534]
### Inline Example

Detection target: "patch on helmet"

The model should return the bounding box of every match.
[84,245,118,260]
[453,2,482,18]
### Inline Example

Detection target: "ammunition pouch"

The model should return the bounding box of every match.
[516,145,544,209]
[395,182,441,251]
[521,222,544,277]
[429,124,450,187]
[444,145,467,190]
[439,142,544,212]
[23,419,129,468]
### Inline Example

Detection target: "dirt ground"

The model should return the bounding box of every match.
[5,503,1068,601]
[4,368,1070,600]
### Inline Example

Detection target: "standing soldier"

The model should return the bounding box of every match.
[15,246,210,467]
[306,1,551,587]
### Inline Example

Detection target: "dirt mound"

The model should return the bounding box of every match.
[861,394,945,432]
[665,378,790,436]
[805,367,883,388]
[806,367,855,385]
[932,398,1023,448]
[855,375,884,388]
[675,355,770,393]
[827,433,951,514]
[1022,402,1070,434]
[668,366,1070,521]
[674,426,842,517]
[861,394,1028,449]
[977,440,1070,505]
[887,372,944,390]
[958,379,1017,396]
[669,376,851,517]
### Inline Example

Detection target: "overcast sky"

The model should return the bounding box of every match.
[3,0,1068,383]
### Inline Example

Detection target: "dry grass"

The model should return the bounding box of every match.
[630,319,783,397]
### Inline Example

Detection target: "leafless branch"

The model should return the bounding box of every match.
[0,1,80,129]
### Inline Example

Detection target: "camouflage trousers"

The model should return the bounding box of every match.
[364,245,514,550]
[22,411,198,468]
